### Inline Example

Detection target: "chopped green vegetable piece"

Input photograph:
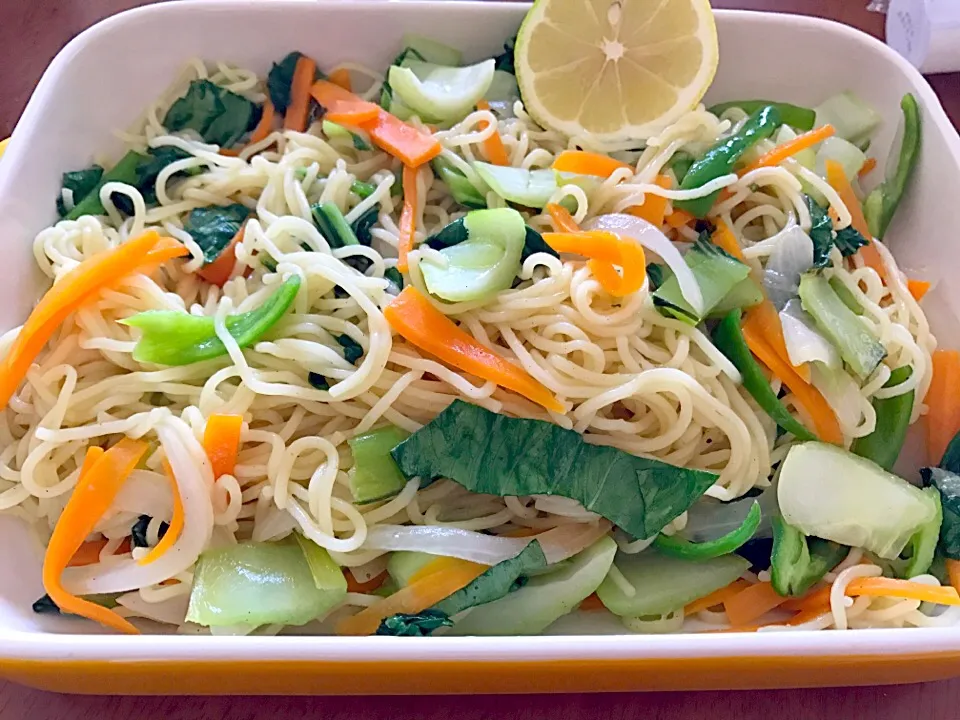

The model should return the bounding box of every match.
[32,592,120,615]
[435,541,548,617]
[122,275,301,366]
[941,430,960,475]
[376,610,452,636]
[669,153,694,184]
[351,204,380,245]
[183,203,249,263]
[337,334,363,364]
[384,267,404,289]
[798,273,886,379]
[308,372,330,391]
[713,309,816,441]
[522,225,559,261]
[434,163,487,209]
[186,540,344,627]
[894,489,941,578]
[267,52,305,114]
[653,502,761,560]
[653,234,751,324]
[708,276,764,317]
[864,93,921,240]
[57,166,104,218]
[65,150,146,220]
[597,549,749,617]
[131,514,169,548]
[828,276,863,315]
[391,400,717,540]
[851,366,914,470]
[312,203,360,248]
[833,225,870,257]
[646,263,665,289]
[163,79,257,148]
[473,162,557,208]
[804,196,835,269]
[348,425,412,504]
[708,100,816,131]
[321,121,372,151]
[493,35,516,74]
[293,533,349,595]
[675,105,782,218]
[401,34,463,66]
[131,146,202,208]
[770,518,847,596]
[922,466,960,560]
[350,180,377,199]
[813,91,882,147]
[387,551,438,588]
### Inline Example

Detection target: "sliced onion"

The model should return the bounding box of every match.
[107,470,174,521]
[780,299,841,369]
[584,213,703,315]
[810,361,863,430]
[362,520,612,566]
[116,591,189,625]
[63,416,216,594]
[350,555,389,583]
[762,225,813,310]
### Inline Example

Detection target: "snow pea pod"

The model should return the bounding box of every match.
[675,105,783,218]
[708,100,815,131]
[850,366,914,471]
[770,517,847,597]
[653,501,761,560]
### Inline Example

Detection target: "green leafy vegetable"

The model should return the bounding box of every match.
[133,146,201,205]
[337,334,364,364]
[182,203,249,263]
[163,79,258,148]
[770,518,847,596]
[713,309,817,441]
[131,514,169,549]
[833,225,870,257]
[653,501,760,560]
[57,166,104,218]
[893,491,941,578]
[941,431,960,475]
[122,275,301,366]
[804,196,835,269]
[646,263,665,289]
[522,225,559,261]
[391,400,718,539]
[435,541,548,617]
[351,205,380,245]
[268,52,305,114]
[312,203,360,248]
[293,533,349,595]
[922,466,960,560]
[376,610,452,636]
[351,180,377,199]
[65,150,146,220]
[708,100,816,131]
[348,425,411,504]
[829,276,863,315]
[851,366,914,471]
[432,160,487,209]
[384,267,404,289]
[493,35,517,74]
[308,372,330,391]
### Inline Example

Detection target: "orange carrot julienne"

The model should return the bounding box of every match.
[858,157,877,178]
[543,231,646,297]
[926,349,960,464]
[946,559,960,596]
[845,577,960,606]
[824,159,886,281]
[712,220,747,262]
[907,278,931,302]
[397,164,419,273]
[68,537,109,568]
[579,593,607,611]
[138,460,184,566]
[665,208,695,230]
[626,175,672,226]
[284,55,316,132]
[476,100,510,166]
[408,555,487,586]
[384,287,563,413]
[746,329,843,444]
[780,585,831,614]
[336,558,486,635]
[310,80,380,125]
[743,299,811,383]
[684,579,751,616]
[740,124,836,176]
[248,99,276,146]
[552,150,631,178]
[197,222,245,287]
[328,68,352,92]
[43,441,148,634]
[358,110,441,167]
[545,202,581,233]
[723,581,790,627]
[203,413,244,479]
[345,569,388,594]
[0,231,182,410]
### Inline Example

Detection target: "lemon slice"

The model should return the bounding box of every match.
[515,0,719,146]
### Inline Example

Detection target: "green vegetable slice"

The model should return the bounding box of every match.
[893,489,941,578]
[400,34,463,66]
[312,202,360,248]
[391,400,718,540]
[347,425,411,504]
[65,150,146,220]
[376,610,452,636]
[708,100,816,130]
[389,59,495,122]
[922,466,960,560]
[267,51,307,114]
[163,79,258,148]
[712,309,816,441]
[387,551,438,588]
[294,533,350,595]
[57,166,104,218]
[183,203,249,263]
[798,273,886,379]
[434,163,488,209]
[770,518,847,596]
[473,162,557,208]
[122,275,301,366]
[653,502,760,560]
[813,91,882,147]
[850,366,914,471]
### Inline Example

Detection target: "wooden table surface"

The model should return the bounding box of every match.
[1,1,959,718]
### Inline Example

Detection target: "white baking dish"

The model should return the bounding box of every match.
[1,0,960,694]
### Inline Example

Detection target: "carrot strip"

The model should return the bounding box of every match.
[545,202,582,233]
[247,99,275,146]
[310,80,380,125]
[626,175,672,226]
[501,527,547,538]
[740,124,836,176]
[780,585,831,614]
[138,460,184,566]
[824,159,886,280]
[723,581,790,627]
[846,577,960,606]
[328,68,353,92]
[543,231,646,297]
[579,593,607,611]
[408,555,486,586]
[947,559,960,596]
[360,110,441,167]
[476,100,510,166]
[345,569,388,594]
[684,579,750,616]
[907,278,931,302]
[712,220,746,262]
[336,559,486,635]
[743,299,811,383]
[0,231,180,410]
[927,349,960,464]
[666,208,695,230]
[43,441,149,634]
[197,222,245,287]
[397,164,419,273]
[68,537,109,568]
[552,150,631,178]
[384,287,563,412]
[858,157,878,179]
[203,413,243,479]
[284,55,317,132]
[741,327,843,444]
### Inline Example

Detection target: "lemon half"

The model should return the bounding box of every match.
[515,0,719,147]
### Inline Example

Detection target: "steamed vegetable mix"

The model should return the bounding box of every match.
[122,275,301,365]
[675,105,782,217]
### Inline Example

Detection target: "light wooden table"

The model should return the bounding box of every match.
[2,1,959,717]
